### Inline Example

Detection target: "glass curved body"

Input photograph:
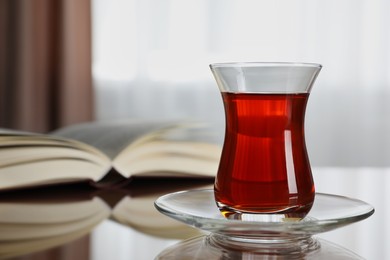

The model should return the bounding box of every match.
[210,62,322,221]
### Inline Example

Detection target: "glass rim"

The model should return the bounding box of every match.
[209,62,322,69]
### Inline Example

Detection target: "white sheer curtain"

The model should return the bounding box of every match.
[91,0,390,167]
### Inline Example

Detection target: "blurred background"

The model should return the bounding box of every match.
[94,0,390,168]
[1,0,389,167]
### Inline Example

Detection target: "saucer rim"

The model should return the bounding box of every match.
[154,189,375,234]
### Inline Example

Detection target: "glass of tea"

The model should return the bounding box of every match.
[210,62,322,221]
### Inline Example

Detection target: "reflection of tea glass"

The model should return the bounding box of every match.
[210,62,322,221]
[156,234,364,260]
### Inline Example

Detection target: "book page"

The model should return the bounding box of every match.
[0,129,112,190]
[0,159,110,190]
[111,123,222,178]
[0,128,40,136]
[113,140,221,178]
[51,120,180,159]
[0,128,110,162]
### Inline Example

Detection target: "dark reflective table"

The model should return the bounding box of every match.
[0,168,387,260]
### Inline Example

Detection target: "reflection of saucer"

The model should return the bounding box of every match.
[154,189,374,240]
[156,234,364,260]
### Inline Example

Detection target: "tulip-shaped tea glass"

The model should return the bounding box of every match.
[210,62,322,221]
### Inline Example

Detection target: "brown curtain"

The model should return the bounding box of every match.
[0,0,92,259]
[0,0,94,133]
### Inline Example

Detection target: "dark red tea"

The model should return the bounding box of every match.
[215,92,315,219]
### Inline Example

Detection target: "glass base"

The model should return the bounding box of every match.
[217,202,310,222]
[207,233,320,256]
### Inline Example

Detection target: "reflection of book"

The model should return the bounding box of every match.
[109,179,212,239]
[0,120,221,191]
[0,180,213,259]
[0,185,110,259]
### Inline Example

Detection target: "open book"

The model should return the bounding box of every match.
[0,120,222,191]
[0,180,212,259]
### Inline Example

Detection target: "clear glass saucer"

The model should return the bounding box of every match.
[154,189,374,242]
